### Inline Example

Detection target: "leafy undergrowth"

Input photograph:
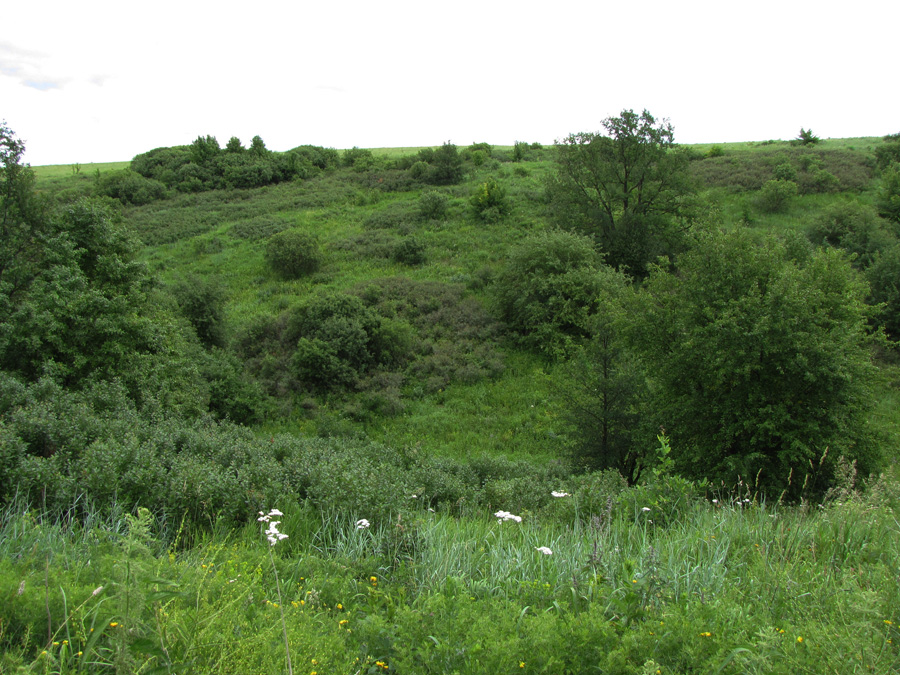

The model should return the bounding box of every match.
[2,483,898,675]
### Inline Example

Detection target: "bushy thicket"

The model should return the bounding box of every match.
[264,229,322,278]
[0,369,639,529]
[235,279,504,401]
[494,229,625,358]
[690,145,875,193]
[629,228,883,497]
[130,135,339,194]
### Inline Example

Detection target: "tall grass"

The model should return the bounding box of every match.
[4,488,897,673]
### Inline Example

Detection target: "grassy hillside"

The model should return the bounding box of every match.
[4,133,897,674]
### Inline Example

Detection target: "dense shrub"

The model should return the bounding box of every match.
[264,229,322,278]
[94,169,166,205]
[807,201,897,269]
[866,243,900,338]
[342,146,375,170]
[875,132,900,169]
[422,142,464,185]
[756,178,798,213]
[877,163,900,223]
[629,228,883,497]
[772,162,797,182]
[170,275,228,348]
[470,177,509,222]
[392,237,427,265]
[494,230,625,358]
[286,291,413,390]
[418,190,450,221]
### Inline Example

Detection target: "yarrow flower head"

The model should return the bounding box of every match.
[258,509,288,546]
[494,510,522,523]
[356,518,370,529]
[257,508,283,523]
[641,507,651,512]
[551,491,571,498]
[535,546,553,555]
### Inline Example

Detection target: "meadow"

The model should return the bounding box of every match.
[2,129,899,673]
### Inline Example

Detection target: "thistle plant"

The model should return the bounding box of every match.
[258,508,292,675]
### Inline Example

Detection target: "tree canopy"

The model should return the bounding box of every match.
[628,228,882,497]
[548,109,695,275]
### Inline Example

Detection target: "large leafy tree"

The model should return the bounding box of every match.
[0,124,178,390]
[548,109,695,275]
[628,228,882,497]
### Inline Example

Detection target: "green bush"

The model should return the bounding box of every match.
[470,177,509,222]
[629,228,883,497]
[424,142,464,185]
[171,275,228,348]
[264,229,322,279]
[756,178,798,213]
[807,201,896,269]
[418,190,450,221]
[866,243,900,338]
[286,291,412,390]
[796,127,820,145]
[772,162,797,182]
[877,163,900,223]
[392,237,427,265]
[494,230,625,358]
[94,169,166,205]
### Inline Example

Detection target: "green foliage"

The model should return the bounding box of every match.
[494,229,624,359]
[796,127,821,145]
[130,137,324,194]
[756,178,798,213]
[807,200,897,269]
[287,290,411,390]
[420,142,464,185]
[0,195,158,384]
[558,302,651,479]
[706,144,724,158]
[342,146,375,170]
[773,162,797,182]
[877,162,900,223]
[469,177,509,222]
[418,190,449,221]
[875,132,900,169]
[548,109,696,275]
[392,236,427,265]
[94,168,166,205]
[170,274,228,348]
[248,135,269,157]
[629,228,882,497]
[866,243,900,339]
[264,229,322,279]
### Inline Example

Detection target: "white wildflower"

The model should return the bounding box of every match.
[356,519,370,529]
[641,507,651,512]
[262,512,288,546]
[535,546,553,555]
[551,491,571,498]
[494,510,522,523]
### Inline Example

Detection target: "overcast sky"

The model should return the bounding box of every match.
[3,0,897,166]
